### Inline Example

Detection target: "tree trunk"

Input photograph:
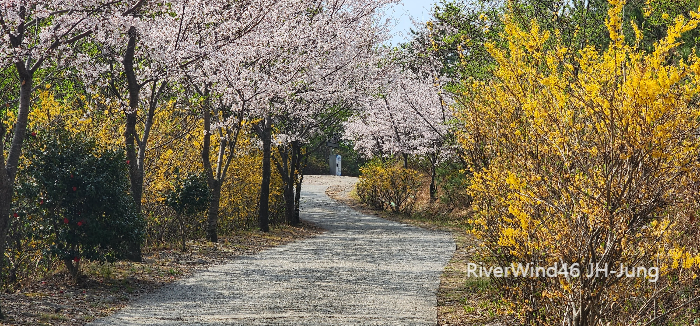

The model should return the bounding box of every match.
[135,80,163,209]
[177,212,187,252]
[403,153,409,169]
[63,258,80,282]
[123,26,142,212]
[293,148,311,225]
[274,144,292,225]
[0,65,33,319]
[429,157,437,202]
[294,173,303,225]
[283,180,295,225]
[274,140,303,226]
[0,132,11,322]
[288,142,298,225]
[277,142,300,226]
[124,111,143,210]
[289,141,301,226]
[206,182,221,242]
[201,95,222,243]
[258,115,271,232]
[122,26,143,262]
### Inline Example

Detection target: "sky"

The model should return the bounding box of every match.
[384,0,439,45]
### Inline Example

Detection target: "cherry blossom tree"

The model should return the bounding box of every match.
[77,0,195,261]
[85,0,181,214]
[345,64,454,200]
[346,69,451,157]
[85,0,274,243]
[250,0,395,229]
[177,0,279,240]
[178,0,395,233]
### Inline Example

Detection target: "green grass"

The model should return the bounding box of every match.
[464,277,493,293]
[39,313,67,321]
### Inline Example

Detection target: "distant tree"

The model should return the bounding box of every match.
[345,67,454,201]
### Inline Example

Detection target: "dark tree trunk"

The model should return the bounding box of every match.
[289,142,299,225]
[0,126,13,322]
[0,66,33,319]
[289,142,302,225]
[124,110,143,210]
[201,96,220,242]
[294,147,309,224]
[275,144,293,225]
[285,142,301,226]
[206,182,221,242]
[283,180,295,225]
[294,173,303,225]
[429,156,437,202]
[199,89,242,242]
[403,153,409,169]
[122,26,143,262]
[258,115,271,232]
[63,258,80,282]
[123,26,142,212]
[275,141,302,226]
[120,27,164,259]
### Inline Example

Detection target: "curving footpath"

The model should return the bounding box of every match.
[90,176,455,326]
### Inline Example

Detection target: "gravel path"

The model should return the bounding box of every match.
[90,175,455,325]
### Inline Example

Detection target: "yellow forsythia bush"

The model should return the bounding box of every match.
[458,1,700,324]
[143,110,285,243]
[29,94,286,244]
[357,162,421,214]
[3,90,137,286]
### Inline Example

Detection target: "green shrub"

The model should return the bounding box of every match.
[356,162,421,214]
[163,171,209,252]
[435,162,472,209]
[14,124,144,280]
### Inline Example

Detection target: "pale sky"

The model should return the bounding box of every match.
[384,0,439,45]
